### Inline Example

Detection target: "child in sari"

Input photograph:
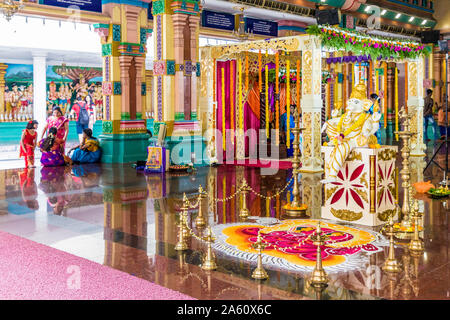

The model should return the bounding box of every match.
[69,128,102,164]
[39,127,66,167]
[19,120,38,168]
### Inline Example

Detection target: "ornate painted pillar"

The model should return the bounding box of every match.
[433,47,443,105]
[172,12,186,121]
[95,0,152,163]
[0,63,7,115]
[386,63,396,140]
[151,0,206,166]
[299,37,324,173]
[189,14,200,121]
[408,58,427,157]
[145,70,153,118]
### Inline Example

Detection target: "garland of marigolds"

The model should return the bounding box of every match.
[307,25,431,60]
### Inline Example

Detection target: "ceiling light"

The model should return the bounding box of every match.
[320,0,326,2]
[365,6,371,12]
[409,16,414,22]
[421,19,427,25]
[381,9,387,15]
[395,13,401,19]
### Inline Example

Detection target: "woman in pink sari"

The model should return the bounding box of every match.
[40,106,69,154]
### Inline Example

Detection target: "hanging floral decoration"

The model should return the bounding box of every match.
[307,25,431,60]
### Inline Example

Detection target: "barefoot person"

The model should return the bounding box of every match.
[19,120,38,168]
[39,127,66,167]
[40,106,69,155]
[68,128,101,164]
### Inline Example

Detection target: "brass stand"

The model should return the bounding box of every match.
[251,232,269,280]
[313,284,326,300]
[181,193,191,240]
[400,248,413,299]
[382,210,402,273]
[309,222,329,287]
[177,251,188,276]
[201,226,217,271]
[394,108,414,239]
[175,201,189,251]
[195,185,207,229]
[408,200,425,253]
[239,179,251,220]
[284,109,307,218]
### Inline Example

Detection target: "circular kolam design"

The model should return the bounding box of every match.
[211,219,388,274]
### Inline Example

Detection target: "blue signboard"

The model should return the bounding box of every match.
[40,0,102,13]
[202,10,235,31]
[245,17,278,37]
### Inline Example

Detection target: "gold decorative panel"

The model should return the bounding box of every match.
[408,62,417,97]
[330,208,362,222]
[302,50,312,95]
[302,112,312,157]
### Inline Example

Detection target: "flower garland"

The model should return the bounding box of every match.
[333,112,368,145]
[307,25,431,60]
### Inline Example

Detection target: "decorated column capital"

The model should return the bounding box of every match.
[93,23,110,43]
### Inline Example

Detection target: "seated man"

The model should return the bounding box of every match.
[68,128,101,164]
[321,83,381,183]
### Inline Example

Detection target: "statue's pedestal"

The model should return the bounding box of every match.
[321,145,398,227]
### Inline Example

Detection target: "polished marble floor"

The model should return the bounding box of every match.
[0,141,449,300]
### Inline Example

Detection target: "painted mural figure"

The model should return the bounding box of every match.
[71,74,93,100]
[10,84,22,119]
[92,84,103,119]
[321,83,381,183]
[58,84,67,114]
[4,88,11,118]
[47,81,59,116]
[26,84,33,115]
[19,85,29,116]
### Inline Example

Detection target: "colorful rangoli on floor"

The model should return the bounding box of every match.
[212,219,388,273]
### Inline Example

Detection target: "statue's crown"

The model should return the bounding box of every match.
[350,83,367,101]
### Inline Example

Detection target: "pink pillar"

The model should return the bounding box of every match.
[134,56,145,117]
[172,13,187,119]
[119,55,133,117]
[189,15,200,119]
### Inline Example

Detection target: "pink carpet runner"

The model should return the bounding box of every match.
[0,231,194,300]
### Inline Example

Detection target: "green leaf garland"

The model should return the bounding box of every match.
[306,25,431,60]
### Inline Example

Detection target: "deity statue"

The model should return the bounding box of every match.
[63,83,72,110]
[48,81,59,105]
[321,83,381,183]
[4,87,11,115]
[58,83,67,114]
[26,84,33,116]
[10,84,22,119]
[71,74,91,100]
[92,84,103,119]
[19,85,29,115]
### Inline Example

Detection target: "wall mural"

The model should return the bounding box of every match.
[1,63,104,122]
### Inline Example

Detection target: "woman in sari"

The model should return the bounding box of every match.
[68,128,101,164]
[40,106,69,154]
[39,127,66,167]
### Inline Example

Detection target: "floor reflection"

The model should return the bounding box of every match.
[0,153,447,300]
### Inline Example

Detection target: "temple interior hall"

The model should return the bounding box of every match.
[0,0,449,303]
